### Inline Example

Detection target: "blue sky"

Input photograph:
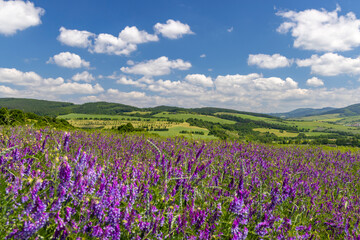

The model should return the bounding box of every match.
[1,0,360,112]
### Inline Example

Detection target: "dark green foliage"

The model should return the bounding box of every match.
[0,107,73,129]
[0,107,10,125]
[0,98,74,117]
[117,123,144,133]
[216,114,299,132]
[190,107,279,118]
[72,102,139,115]
[179,130,204,135]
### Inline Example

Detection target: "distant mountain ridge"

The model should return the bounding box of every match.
[271,103,360,119]
[271,107,337,119]
[323,103,360,116]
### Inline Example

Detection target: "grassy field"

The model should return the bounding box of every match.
[285,120,360,133]
[253,128,299,137]
[253,128,332,137]
[295,113,342,121]
[149,123,217,140]
[58,112,360,139]
[57,113,218,139]
[215,111,360,134]
[153,112,236,124]
[57,113,154,121]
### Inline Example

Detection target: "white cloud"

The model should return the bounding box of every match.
[72,71,95,82]
[147,79,208,97]
[47,52,90,69]
[116,76,146,88]
[0,0,44,35]
[120,56,191,76]
[306,77,324,87]
[0,67,103,97]
[200,54,206,58]
[119,26,158,44]
[185,74,213,87]
[296,53,360,76]
[82,84,360,113]
[0,85,18,95]
[227,26,234,32]
[70,70,360,112]
[0,67,43,86]
[154,19,194,39]
[248,54,293,69]
[277,5,360,51]
[92,33,137,55]
[58,27,95,48]
[82,89,167,107]
[45,82,103,95]
[58,25,159,56]
[214,74,298,94]
[127,60,135,65]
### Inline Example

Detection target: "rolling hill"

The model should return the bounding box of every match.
[271,107,337,119]
[322,103,360,116]
[0,98,277,119]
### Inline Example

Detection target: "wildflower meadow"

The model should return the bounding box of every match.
[0,126,359,239]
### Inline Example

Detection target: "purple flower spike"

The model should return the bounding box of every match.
[232,218,248,240]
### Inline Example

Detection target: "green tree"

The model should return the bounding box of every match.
[0,107,10,125]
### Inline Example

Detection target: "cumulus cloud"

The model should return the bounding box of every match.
[154,19,194,39]
[306,77,324,87]
[82,89,167,107]
[82,84,360,113]
[200,54,206,58]
[147,79,208,97]
[296,53,360,76]
[120,56,191,76]
[0,67,44,86]
[227,27,234,32]
[0,67,104,97]
[45,82,103,95]
[47,52,90,69]
[185,74,213,87]
[0,0,44,35]
[214,74,298,94]
[119,26,159,44]
[277,5,360,51]
[57,26,158,56]
[116,76,146,88]
[92,33,137,55]
[57,24,159,56]
[0,85,18,95]
[248,54,293,69]
[58,27,95,48]
[72,71,95,82]
[127,60,135,65]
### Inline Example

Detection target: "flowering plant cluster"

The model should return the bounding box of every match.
[0,126,359,239]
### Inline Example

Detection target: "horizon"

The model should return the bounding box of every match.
[1,1,360,112]
[0,97,346,114]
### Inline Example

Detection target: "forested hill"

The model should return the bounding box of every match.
[271,107,336,119]
[0,98,276,118]
[323,103,360,116]
[0,98,139,117]
[0,98,75,116]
